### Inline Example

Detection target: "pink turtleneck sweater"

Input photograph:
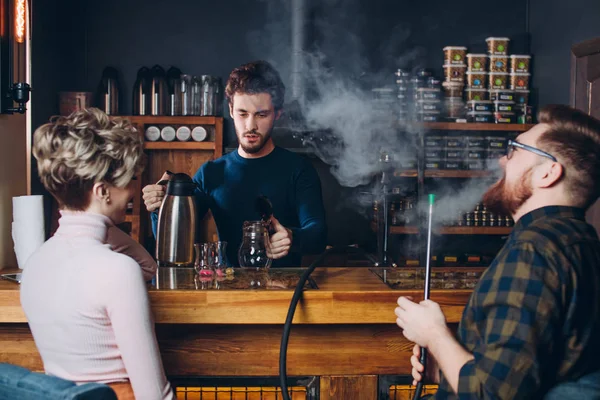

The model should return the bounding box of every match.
[20,211,174,400]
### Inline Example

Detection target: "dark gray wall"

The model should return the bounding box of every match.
[530,0,600,106]
[30,0,85,234]
[64,0,528,143]
[32,0,528,248]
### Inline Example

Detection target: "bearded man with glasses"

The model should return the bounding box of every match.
[395,105,600,399]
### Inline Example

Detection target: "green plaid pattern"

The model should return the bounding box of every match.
[435,206,600,399]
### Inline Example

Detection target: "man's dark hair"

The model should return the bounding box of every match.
[537,104,600,209]
[225,60,285,111]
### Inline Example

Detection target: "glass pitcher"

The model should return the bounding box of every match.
[238,221,272,271]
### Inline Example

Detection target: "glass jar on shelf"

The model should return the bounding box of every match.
[180,74,193,116]
[191,76,202,115]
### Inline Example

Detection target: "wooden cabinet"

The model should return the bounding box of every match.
[122,116,223,245]
[571,37,600,236]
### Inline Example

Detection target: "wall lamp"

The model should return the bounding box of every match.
[1,0,31,114]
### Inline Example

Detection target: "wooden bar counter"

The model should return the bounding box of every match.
[0,267,479,399]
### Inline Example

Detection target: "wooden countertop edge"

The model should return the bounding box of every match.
[0,267,474,324]
[0,289,471,324]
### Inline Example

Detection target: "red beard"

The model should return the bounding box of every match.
[482,167,533,216]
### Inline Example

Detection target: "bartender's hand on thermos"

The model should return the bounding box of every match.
[410,344,441,386]
[267,216,292,259]
[142,171,172,212]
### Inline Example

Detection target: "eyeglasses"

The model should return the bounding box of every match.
[506,139,558,162]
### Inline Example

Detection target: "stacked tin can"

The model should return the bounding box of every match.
[463,135,508,170]
[509,54,533,123]
[424,134,470,170]
[395,68,443,122]
[454,203,514,227]
[423,134,508,171]
[464,52,492,122]
[486,38,515,123]
[462,38,533,124]
[394,69,412,122]
[442,47,467,121]
[413,69,443,122]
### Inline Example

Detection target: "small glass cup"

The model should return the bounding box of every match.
[194,243,214,277]
[211,241,233,278]
[194,274,213,290]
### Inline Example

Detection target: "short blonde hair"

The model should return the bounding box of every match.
[33,107,145,210]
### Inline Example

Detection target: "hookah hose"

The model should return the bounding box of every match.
[413,194,436,400]
[279,246,378,400]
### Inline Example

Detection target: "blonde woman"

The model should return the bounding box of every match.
[20,108,175,400]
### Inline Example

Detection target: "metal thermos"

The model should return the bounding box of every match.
[150,65,168,116]
[97,66,120,115]
[132,66,151,115]
[166,66,182,116]
[156,173,197,267]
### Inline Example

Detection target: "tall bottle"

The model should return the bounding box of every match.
[166,66,182,116]
[96,66,120,115]
[150,65,168,116]
[191,76,202,115]
[201,75,215,116]
[213,77,223,116]
[180,74,193,116]
[132,66,151,115]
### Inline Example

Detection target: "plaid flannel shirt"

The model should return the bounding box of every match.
[435,206,600,399]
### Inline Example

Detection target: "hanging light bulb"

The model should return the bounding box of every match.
[14,0,25,44]
[1,0,30,114]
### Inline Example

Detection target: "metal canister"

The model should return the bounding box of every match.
[465,212,473,226]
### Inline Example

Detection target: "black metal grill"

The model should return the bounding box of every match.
[170,376,318,400]
[175,385,308,400]
[378,375,438,400]
[387,384,438,400]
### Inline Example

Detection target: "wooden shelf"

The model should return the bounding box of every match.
[113,115,223,245]
[373,223,511,235]
[425,169,494,178]
[388,226,419,234]
[124,115,221,125]
[394,170,495,178]
[423,122,534,131]
[394,170,418,177]
[439,226,511,235]
[144,141,215,150]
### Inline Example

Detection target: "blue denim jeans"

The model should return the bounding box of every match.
[544,370,600,400]
[0,363,116,400]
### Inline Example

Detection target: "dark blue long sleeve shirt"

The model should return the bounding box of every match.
[153,146,327,267]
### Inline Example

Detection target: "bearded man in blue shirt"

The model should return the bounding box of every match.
[143,61,327,267]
